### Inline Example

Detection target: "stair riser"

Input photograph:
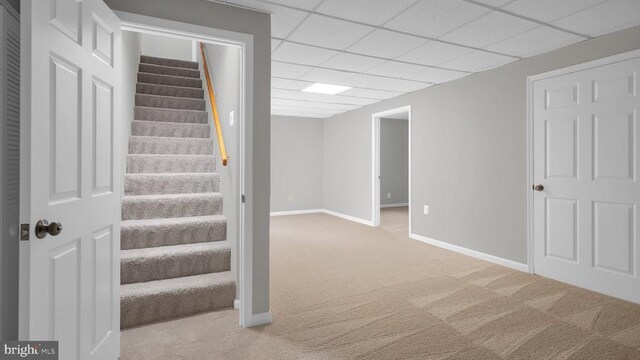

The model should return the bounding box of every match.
[131,121,210,139]
[138,73,202,89]
[125,174,219,195]
[135,94,206,111]
[129,137,213,155]
[140,55,199,70]
[139,63,200,79]
[121,248,231,284]
[127,155,215,174]
[121,218,226,250]
[136,83,204,99]
[120,280,235,328]
[122,194,223,220]
[135,106,207,124]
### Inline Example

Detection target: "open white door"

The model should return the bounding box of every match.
[19,0,121,359]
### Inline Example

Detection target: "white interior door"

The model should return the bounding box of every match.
[533,55,640,304]
[19,0,121,359]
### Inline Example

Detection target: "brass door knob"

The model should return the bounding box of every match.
[532,184,544,192]
[35,219,63,239]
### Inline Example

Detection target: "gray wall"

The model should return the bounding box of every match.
[121,31,141,196]
[322,25,640,265]
[106,0,271,315]
[271,116,323,212]
[141,32,194,62]
[380,118,408,206]
[199,43,241,294]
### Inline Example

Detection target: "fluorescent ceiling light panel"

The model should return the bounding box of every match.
[303,83,352,95]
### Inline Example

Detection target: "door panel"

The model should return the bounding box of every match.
[20,0,121,358]
[533,56,640,304]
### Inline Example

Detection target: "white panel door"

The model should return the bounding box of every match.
[19,0,121,359]
[533,56,640,304]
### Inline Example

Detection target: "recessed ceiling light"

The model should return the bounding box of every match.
[302,83,352,95]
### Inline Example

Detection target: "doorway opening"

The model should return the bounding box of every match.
[118,12,252,327]
[372,106,411,233]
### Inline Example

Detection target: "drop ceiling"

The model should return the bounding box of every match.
[214,0,640,118]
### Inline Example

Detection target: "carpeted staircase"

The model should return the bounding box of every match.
[120,55,236,329]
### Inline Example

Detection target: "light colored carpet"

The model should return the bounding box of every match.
[121,207,640,359]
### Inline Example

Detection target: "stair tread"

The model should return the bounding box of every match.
[136,83,204,99]
[139,63,200,79]
[135,92,206,102]
[121,240,230,260]
[125,172,217,179]
[121,214,226,227]
[138,71,200,81]
[123,192,221,201]
[140,55,199,69]
[121,271,234,297]
[134,105,206,115]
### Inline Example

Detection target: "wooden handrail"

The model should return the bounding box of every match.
[200,42,228,166]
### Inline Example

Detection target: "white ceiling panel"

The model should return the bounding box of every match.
[485,26,583,57]
[342,74,430,92]
[341,88,405,100]
[272,42,339,66]
[316,0,416,26]
[229,0,309,38]
[271,39,282,52]
[263,0,325,11]
[439,50,516,72]
[274,79,315,90]
[320,53,386,72]
[271,77,293,88]
[347,29,427,59]
[288,14,374,50]
[396,41,473,66]
[271,61,314,79]
[407,67,470,83]
[272,88,375,105]
[471,0,516,7]
[300,68,356,84]
[363,61,428,78]
[272,105,341,115]
[551,0,640,37]
[386,0,490,38]
[440,11,538,48]
[272,98,359,111]
[271,110,330,118]
[503,0,607,23]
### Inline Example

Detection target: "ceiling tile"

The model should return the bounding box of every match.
[485,26,583,57]
[229,0,309,38]
[300,68,356,84]
[272,42,339,66]
[472,0,516,7]
[406,67,469,83]
[439,11,538,48]
[341,88,405,100]
[439,50,516,72]
[288,14,374,50]
[320,53,386,72]
[396,41,473,66]
[263,0,325,10]
[385,0,490,38]
[271,39,282,52]
[272,98,359,111]
[271,110,332,118]
[551,0,640,37]
[502,0,607,23]
[272,88,374,105]
[271,77,293,88]
[316,0,416,26]
[342,74,430,92]
[275,79,315,90]
[272,105,340,115]
[272,61,314,79]
[347,29,427,59]
[363,61,428,78]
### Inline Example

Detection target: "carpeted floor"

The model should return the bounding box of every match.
[121,207,640,359]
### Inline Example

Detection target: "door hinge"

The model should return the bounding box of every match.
[241,194,246,203]
[20,224,30,241]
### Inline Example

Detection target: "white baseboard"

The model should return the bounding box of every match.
[245,311,273,327]
[322,209,375,227]
[270,209,323,216]
[381,203,409,208]
[409,233,528,273]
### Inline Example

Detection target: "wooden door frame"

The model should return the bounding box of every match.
[525,49,640,275]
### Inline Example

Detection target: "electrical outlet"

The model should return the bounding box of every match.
[423,205,429,215]
[387,193,391,199]
[288,194,294,202]
[229,110,235,126]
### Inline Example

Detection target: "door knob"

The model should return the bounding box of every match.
[35,219,63,239]
[532,184,544,192]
